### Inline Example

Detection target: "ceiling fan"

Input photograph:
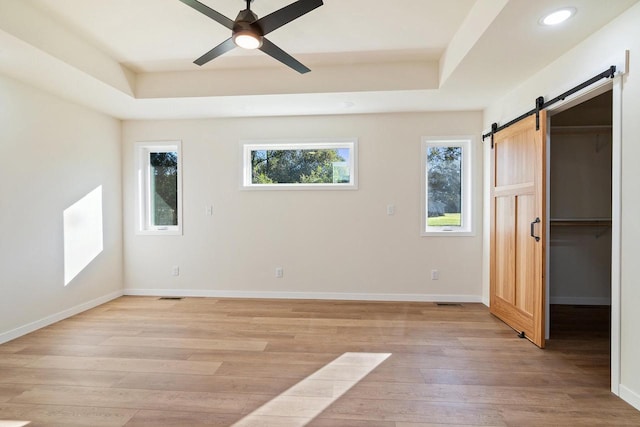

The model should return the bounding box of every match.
[178,0,324,73]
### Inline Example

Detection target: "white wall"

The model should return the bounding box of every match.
[483,2,640,409]
[549,129,612,304]
[122,112,483,301]
[0,74,123,342]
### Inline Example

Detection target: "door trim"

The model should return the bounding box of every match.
[611,75,622,396]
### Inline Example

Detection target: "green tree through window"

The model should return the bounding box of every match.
[251,149,348,184]
[427,146,462,226]
[150,152,178,226]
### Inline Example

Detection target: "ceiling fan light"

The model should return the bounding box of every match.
[233,31,263,49]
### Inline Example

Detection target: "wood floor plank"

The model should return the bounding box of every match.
[0,298,637,426]
[188,350,338,365]
[233,414,344,427]
[135,327,296,341]
[9,333,111,347]
[0,402,137,427]
[500,405,640,427]
[25,355,222,376]
[0,354,42,368]
[10,385,252,414]
[0,385,33,403]
[28,325,143,338]
[16,343,195,360]
[0,342,28,353]
[342,382,574,407]
[100,337,268,352]
[113,372,297,394]
[0,367,125,387]
[419,367,605,387]
[321,399,507,425]
[264,340,454,354]
[399,354,583,373]
[123,409,240,427]
[395,423,503,427]
[213,361,321,379]
[309,419,395,427]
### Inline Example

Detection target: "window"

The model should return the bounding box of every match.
[421,137,473,236]
[136,141,182,234]
[242,139,357,190]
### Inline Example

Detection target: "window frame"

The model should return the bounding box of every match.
[135,141,183,235]
[241,138,358,190]
[421,136,474,236]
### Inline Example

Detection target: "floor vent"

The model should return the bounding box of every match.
[436,303,463,307]
[159,297,183,300]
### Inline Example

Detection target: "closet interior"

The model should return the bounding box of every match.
[549,90,613,341]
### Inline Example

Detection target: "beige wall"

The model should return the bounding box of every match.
[122,112,483,300]
[483,2,640,409]
[0,74,123,342]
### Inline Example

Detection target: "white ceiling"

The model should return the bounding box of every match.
[30,0,476,72]
[0,0,637,119]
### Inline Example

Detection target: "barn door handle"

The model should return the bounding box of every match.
[530,217,541,242]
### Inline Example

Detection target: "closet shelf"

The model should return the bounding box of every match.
[550,218,612,227]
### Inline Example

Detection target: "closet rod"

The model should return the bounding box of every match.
[482,66,616,147]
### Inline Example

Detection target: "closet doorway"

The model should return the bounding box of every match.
[547,90,613,376]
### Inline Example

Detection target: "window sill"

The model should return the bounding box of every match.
[136,229,183,236]
[242,183,358,191]
[421,230,475,237]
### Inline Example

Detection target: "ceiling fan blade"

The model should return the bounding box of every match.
[194,37,236,66]
[259,38,310,74]
[255,0,324,35]
[178,0,234,30]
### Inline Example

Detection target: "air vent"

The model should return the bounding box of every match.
[436,303,463,307]
[159,297,183,300]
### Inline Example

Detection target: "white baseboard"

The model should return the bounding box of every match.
[620,385,640,412]
[123,288,482,303]
[549,296,611,305]
[0,290,123,345]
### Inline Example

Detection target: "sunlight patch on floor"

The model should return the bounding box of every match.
[232,352,391,427]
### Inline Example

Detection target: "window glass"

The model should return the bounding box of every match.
[243,140,357,189]
[427,146,462,227]
[150,152,178,226]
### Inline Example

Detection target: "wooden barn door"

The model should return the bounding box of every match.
[490,112,546,348]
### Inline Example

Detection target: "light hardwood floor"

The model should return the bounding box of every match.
[0,297,638,426]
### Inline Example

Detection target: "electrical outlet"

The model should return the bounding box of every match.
[172,266,180,277]
[387,204,395,215]
[206,205,213,216]
[431,269,439,280]
[275,267,284,278]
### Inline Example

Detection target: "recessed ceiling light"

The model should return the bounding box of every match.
[540,8,576,26]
